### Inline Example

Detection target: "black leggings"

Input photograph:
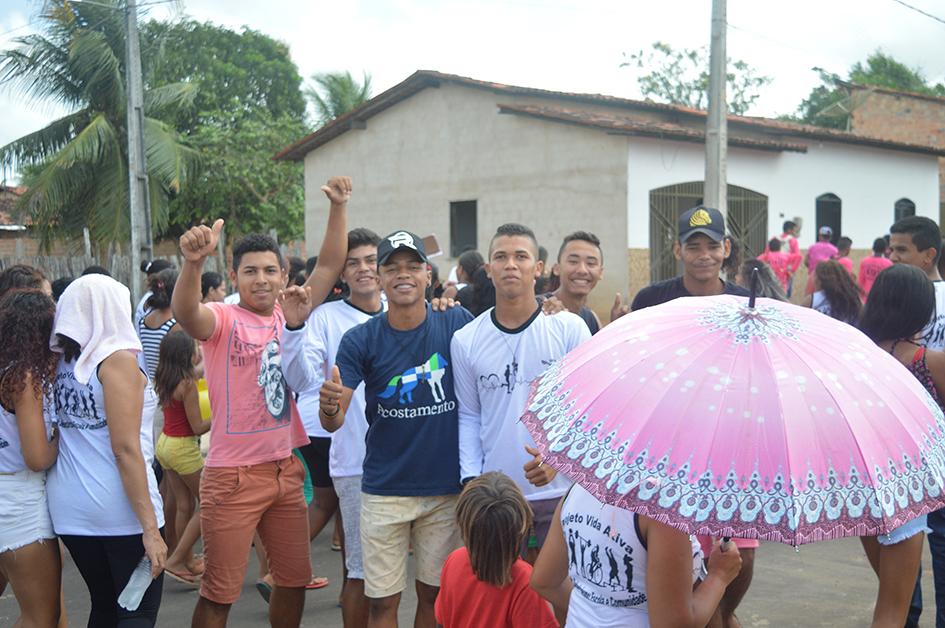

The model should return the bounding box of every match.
[60,532,164,628]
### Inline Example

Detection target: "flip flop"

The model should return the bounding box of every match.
[330,542,342,552]
[165,568,201,586]
[306,576,329,590]
[256,579,272,604]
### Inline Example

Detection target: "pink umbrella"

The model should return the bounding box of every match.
[522,294,945,545]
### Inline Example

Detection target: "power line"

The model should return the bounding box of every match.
[891,0,945,26]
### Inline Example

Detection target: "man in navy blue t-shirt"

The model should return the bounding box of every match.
[319,230,473,628]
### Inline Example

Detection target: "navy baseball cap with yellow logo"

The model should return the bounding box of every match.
[678,205,725,243]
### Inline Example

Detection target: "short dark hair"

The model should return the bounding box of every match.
[201,271,223,299]
[232,234,284,271]
[490,223,539,256]
[145,268,178,310]
[837,236,852,251]
[872,237,887,254]
[51,276,73,302]
[0,264,47,299]
[768,237,782,252]
[557,231,602,263]
[783,220,797,233]
[348,228,381,252]
[81,265,110,277]
[890,216,942,264]
[140,259,173,276]
[538,245,548,264]
[860,264,934,342]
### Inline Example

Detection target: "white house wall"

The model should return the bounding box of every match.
[627,136,940,249]
[303,84,630,316]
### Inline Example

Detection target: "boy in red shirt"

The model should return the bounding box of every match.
[859,237,893,297]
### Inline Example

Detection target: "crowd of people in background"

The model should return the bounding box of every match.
[1,179,945,628]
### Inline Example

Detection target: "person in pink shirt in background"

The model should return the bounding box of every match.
[758,238,801,293]
[836,237,855,277]
[805,226,839,295]
[769,221,802,297]
[859,237,894,297]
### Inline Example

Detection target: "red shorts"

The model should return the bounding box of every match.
[199,456,311,604]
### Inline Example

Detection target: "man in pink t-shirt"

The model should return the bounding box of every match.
[172,178,351,627]
[758,237,802,292]
[767,220,802,295]
[805,226,839,295]
[859,237,893,297]
[836,236,855,277]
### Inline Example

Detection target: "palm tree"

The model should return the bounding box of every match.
[0,0,196,248]
[306,71,372,127]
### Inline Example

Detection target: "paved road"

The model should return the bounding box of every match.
[0,533,938,626]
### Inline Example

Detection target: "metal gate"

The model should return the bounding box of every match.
[649,182,768,283]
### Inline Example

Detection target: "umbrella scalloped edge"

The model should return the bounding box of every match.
[522,378,945,547]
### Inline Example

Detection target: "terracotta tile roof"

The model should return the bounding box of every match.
[497,103,809,152]
[0,185,28,228]
[275,70,945,161]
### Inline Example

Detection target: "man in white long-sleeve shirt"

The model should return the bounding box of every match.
[451,223,590,560]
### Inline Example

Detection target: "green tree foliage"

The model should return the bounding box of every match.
[0,0,196,248]
[306,71,372,127]
[171,111,306,240]
[142,20,307,133]
[140,20,308,240]
[621,42,771,116]
[793,51,945,129]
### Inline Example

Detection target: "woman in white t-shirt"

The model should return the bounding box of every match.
[0,289,62,627]
[48,275,167,625]
[532,485,742,627]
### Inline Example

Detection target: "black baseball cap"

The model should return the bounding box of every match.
[377,230,429,266]
[678,206,725,243]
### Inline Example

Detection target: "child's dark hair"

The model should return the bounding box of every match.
[232,234,285,271]
[51,276,73,302]
[860,265,934,343]
[0,264,47,299]
[768,238,782,252]
[153,331,197,408]
[146,268,178,310]
[81,265,110,277]
[872,237,888,254]
[890,216,942,264]
[837,236,853,252]
[557,230,602,262]
[201,271,223,299]
[783,220,797,233]
[0,290,58,409]
[455,472,532,587]
[815,261,862,324]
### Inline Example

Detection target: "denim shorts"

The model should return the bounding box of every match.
[0,469,56,553]
[879,515,931,546]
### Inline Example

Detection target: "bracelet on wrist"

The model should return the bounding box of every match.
[321,404,340,418]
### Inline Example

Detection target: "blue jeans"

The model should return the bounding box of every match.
[907,507,945,628]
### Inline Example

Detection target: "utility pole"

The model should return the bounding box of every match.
[704,0,728,219]
[124,0,152,302]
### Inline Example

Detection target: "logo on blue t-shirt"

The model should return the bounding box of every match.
[0,436,8,449]
[378,352,448,404]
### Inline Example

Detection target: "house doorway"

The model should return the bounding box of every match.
[649,182,768,283]
[815,193,842,244]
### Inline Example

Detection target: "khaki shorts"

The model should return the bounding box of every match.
[360,493,460,598]
[199,456,311,604]
[155,433,204,476]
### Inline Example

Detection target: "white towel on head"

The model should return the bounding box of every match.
[51,274,142,385]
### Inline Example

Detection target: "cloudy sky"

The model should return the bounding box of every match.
[1,0,944,181]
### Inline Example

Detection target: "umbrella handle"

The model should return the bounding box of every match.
[748,269,760,309]
[721,536,732,552]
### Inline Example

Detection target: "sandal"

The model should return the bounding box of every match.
[165,568,201,586]
[306,576,329,590]
[255,579,272,603]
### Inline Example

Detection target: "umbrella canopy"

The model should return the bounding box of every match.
[522,295,945,545]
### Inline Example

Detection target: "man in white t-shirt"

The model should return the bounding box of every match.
[452,223,590,560]
[889,215,945,628]
[293,228,384,626]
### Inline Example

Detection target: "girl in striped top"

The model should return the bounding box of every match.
[138,268,180,380]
